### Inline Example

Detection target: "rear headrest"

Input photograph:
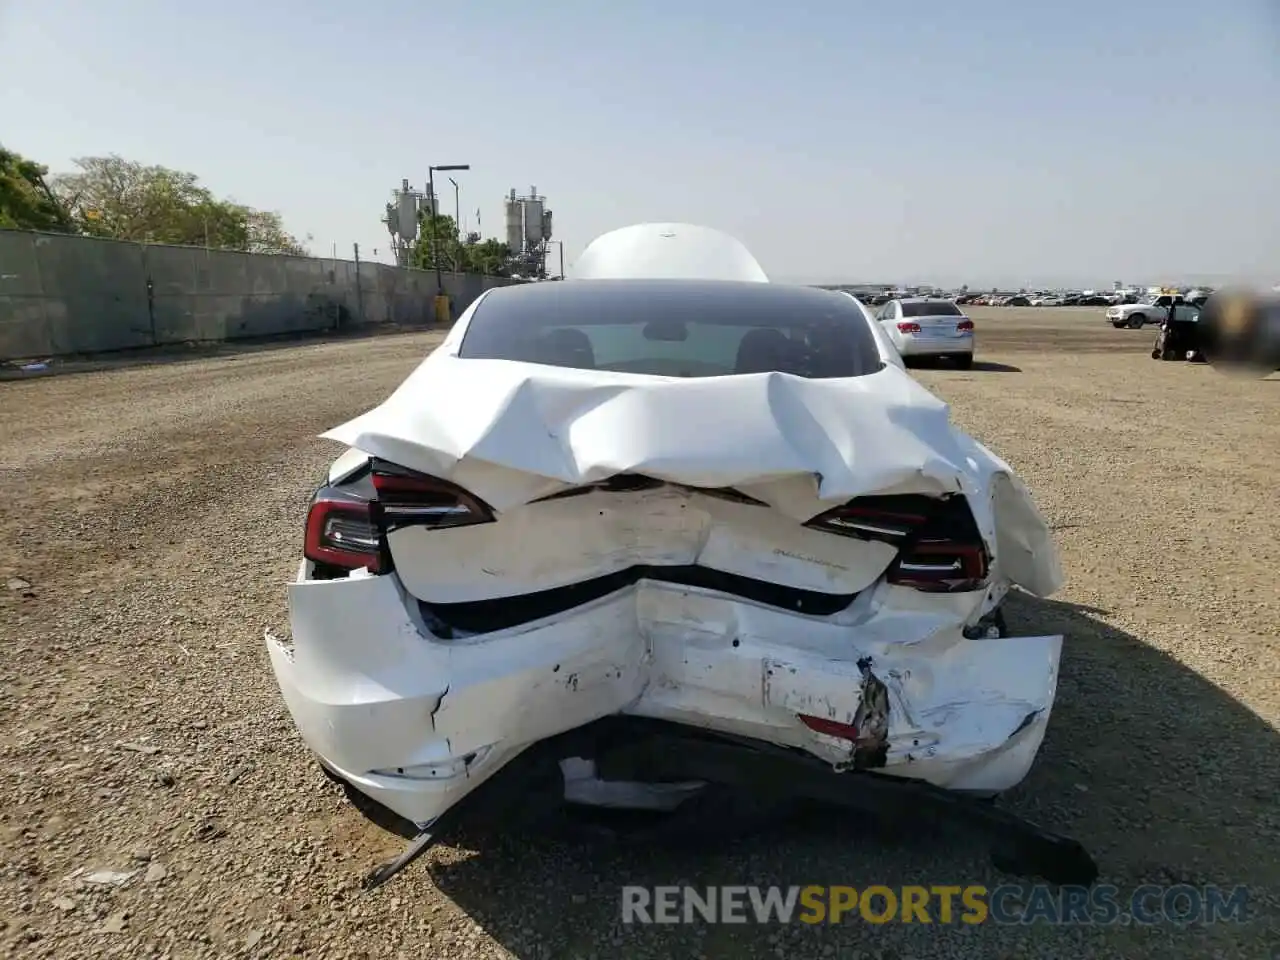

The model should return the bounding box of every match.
[735,328,791,374]
[538,328,595,368]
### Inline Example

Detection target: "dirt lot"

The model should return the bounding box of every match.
[2,306,1278,959]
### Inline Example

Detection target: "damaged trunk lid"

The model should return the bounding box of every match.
[322,358,1063,600]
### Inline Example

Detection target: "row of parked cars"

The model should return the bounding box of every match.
[865,290,1219,310]
[861,291,1151,308]
[958,292,1113,307]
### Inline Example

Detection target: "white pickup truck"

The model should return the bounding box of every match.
[1105,294,1183,329]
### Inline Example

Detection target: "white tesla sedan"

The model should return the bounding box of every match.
[267,224,1067,863]
[876,297,976,368]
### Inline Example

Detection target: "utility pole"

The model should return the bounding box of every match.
[352,242,363,328]
[427,167,437,286]
[449,177,461,272]
[427,163,470,323]
[449,178,461,236]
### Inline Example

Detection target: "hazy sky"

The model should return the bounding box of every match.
[2,0,1277,287]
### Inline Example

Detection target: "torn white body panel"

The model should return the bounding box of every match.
[321,357,1062,596]
[270,570,1061,828]
[387,483,900,604]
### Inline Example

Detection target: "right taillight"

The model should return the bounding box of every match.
[805,498,931,542]
[370,460,495,531]
[805,494,990,594]
[887,540,988,593]
[957,319,974,331]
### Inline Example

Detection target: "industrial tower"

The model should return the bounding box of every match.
[504,186,554,278]
[382,179,440,268]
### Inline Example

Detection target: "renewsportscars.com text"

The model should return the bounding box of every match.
[620,884,1250,926]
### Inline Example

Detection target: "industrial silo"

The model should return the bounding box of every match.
[504,189,524,253]
[395,180,419,241]
[522,186,545,248]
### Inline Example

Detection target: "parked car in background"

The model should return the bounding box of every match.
[876,297,975,368]
[1106,293,1183,329]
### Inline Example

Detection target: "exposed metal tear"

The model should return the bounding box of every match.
[850,657,890,770]
[427,685,449,731]
[1009,708,1041,739]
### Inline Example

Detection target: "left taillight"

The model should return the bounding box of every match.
[304,491,384,574]
[302,460,494,578]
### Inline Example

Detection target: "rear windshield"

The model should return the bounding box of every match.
[901,300,962,318]
[457,280,883,379]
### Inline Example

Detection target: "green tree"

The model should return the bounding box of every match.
[465,238,513,277]
[243,208,308,256]
[410,213,461,271]
[410,212,511,276]
[0,144,73,231]
[50,155,306,254]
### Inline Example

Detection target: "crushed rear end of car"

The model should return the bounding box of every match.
[266,342,1095,887]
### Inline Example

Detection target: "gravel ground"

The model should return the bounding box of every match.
[1,307,1278,959]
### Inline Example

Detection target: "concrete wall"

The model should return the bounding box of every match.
[0,229,521,361]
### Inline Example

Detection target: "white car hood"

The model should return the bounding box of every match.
[321,355,1063,597]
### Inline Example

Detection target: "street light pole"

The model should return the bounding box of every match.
[448,177,461,271]
[427,168,437,289]
[427,164,471,321]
